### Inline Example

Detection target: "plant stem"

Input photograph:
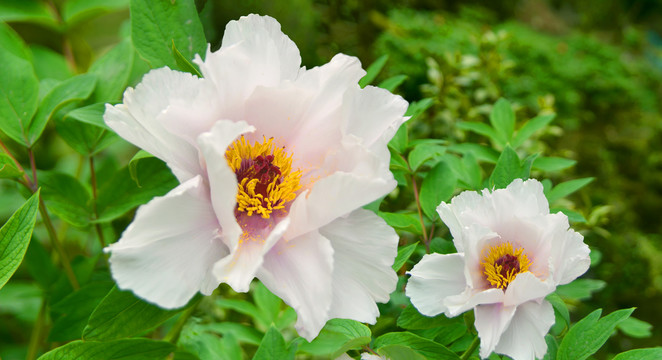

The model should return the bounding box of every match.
[89,156,106,248]
[28,148,39,191]
[164,299,200,344]
[39,198,80,290]
[26,298,47,360]
[410,173,430,252]
[460,336,480,360]
[0,138,34,188]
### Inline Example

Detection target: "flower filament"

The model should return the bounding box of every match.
[226,136,301,219]
[481,242,531,289]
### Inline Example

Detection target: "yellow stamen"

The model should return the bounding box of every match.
[481,242,531,289]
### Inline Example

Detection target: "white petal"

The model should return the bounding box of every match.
[436,190,483,252]
[445,287,504,317]
[257,230,334,341]
[197,120,255,251]
[474,303,517,358]
[106,176,227,308]
[406,253,467,317]
[212,218,290,293]
[546,214,590,285]
[504,272,555,307]
[320,209,398,323]
[493,300,554,360]
[104,68,212,181]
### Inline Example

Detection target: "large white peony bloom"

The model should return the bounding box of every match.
[406,179,590,360]
[104,14,407,340]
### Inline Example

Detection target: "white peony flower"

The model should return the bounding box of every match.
[104,14,407,340]
[406,179,590,360]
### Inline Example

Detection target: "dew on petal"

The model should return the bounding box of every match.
[481,242,531,289]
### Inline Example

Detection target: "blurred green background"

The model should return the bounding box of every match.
[2,0,662,357]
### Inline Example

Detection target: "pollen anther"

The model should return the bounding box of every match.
[481,242,531,290]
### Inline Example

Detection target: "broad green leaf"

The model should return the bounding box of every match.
[489,145,520,189]
[216,299,266,326]
[616,316,653,338]
[378,345,426,360]
[129,150,155,185]
[434,321,468,346]
[612,348,662,360]
[130,0,206,69]
[56,112,118,156]
[63,0,129,26]
[298,319,371,357]
[0,21,31,60]
[392,242,418,272]
[0,282,41,322]
[39,171,92,227]
[390,152,409,172]
[448,143,499,163]
[378,74,407,92]
[0,153,23,179]
[83,286,190,341]
[553,208,587,223]
[557,308,635,360]
[546,177,594,203]
[96,157,178,222]
[489,98,515,147]
[542,334,558,360]
[30,45,73,81]
[0,51,39,146]
[0,0,58,28]
[37,339,175,360]
[556,279,606,301]
[23,238,59,289]
[89,38,134,102]
[172,40,202,77]
[65,102,110,130]
[397,304,462,330]
[253,326,289,360]
[202,322,263,345]
[373,331,460,360]
[546,293,570,327]
[419,160,456,221]
[49,280,114,342]
[30,73,97,146]
[405,98,434,123]
[533,157,576,172]
[429,237,457,254]
[359,54,389,87]
[178,323,241,360]
[408,143,446,172]
[253,281,282,327]
[511,113,555,148]
[456,121,499,142]
[519,153,538,179]
[0,190,40,290]
[461,151,482,190]
[378,212,422,235]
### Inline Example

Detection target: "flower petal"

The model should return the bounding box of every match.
[493,300,554,360]
[320,209,398,323]
[546,214,591,285]
[504,272,555,307]
[104,68,212,181]
[257,230,334,341]
[406,253,467,317]
[474,303,517,358]
[445,287,504,317]
[105,176,227,309]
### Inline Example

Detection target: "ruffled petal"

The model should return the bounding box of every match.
[406,253,467,317]
[257,230,334,341]
[104,67,215,181]
[493,300,554,360]
[445,288,504,317]
[320,209,398,323]
[504,272,555,307]
[105,176,227,308]
[545,214,591,285]
[474,303,517,358]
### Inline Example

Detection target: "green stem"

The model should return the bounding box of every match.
[89,156,106,248]
[460,336,480,360]
[0,138,34,188]
[164,299,200,344]
[26,298,47,360]
[39,198,80,290]
[410,173,430,252]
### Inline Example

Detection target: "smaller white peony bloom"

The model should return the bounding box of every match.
[406,179,590,360]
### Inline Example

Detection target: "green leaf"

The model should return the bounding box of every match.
[83,286,190,341]
[461,152,482,190]
[0,190,40,290]
[202,322,263,345]
[0,21,31,60]
[408,143,446,172]
[128,150,154,185]
[419,160,456,221]
[96,157,178,222]
[39,171,92,227]
[49,280,115,342]
[612,348,662,360]
[0,153,23,179]
[0,0,58,28]
[388,122,408,154]
[448,143,499,163]
[405,98,434,123]
[63,0,129,26]
[0,51,39,146]
[89,38,134,102]
[533,157,577,172]
[553,208,587,223]
[557,308,635,360]
[359,54,388,88]
[172,40,202,77]
[546,293,570,327]
[65,102,111,130]
[37,338,175,360]
[542,334,558,360]
[397,304,462,330]
[489,145,520,189]
[546,178,594,203]
[253,281,282,327]
[616,316,653,338]
[56,111,118,156]
[378,212,422,235]
[130,0,206,69]
[24,238,59,289]
[30,73,97,146]
[298,319,371,358]
[30,45,73,81]
[0,282,41,322]
[378,74,407,92]
[377,345,426,360]
[253,326,289,360]
[556,279,606,301]
[178,323,241,360]
[373,331,460,360]
[216,299,266,326]
[489,98,515,147]
[511,113,555,148]
[457,121,499,142]
[392,242,418,272]
[519,153,538,179]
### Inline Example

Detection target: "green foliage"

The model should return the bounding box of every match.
[0,190,40,290]
[37,339,175,360]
